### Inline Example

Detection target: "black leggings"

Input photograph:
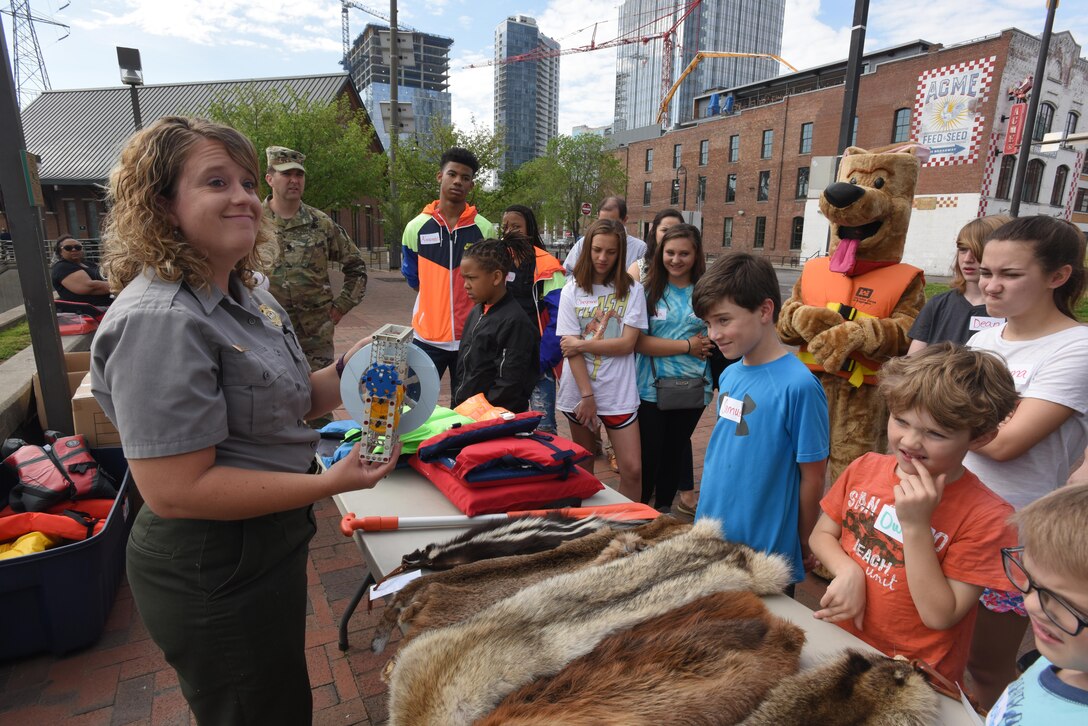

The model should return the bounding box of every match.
[638,400,705,510]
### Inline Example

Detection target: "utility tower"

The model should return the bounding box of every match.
[4,0,69,107]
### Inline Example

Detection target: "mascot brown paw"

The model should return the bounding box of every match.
[784,304,845,344]
[808,322,864,373]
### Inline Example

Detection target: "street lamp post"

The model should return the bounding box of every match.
[116,47,143,131]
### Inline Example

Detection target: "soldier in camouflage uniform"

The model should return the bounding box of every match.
[264,146,367,424]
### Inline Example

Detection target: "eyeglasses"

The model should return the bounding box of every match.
[62,244,83,252]
[1002,547,1088,636]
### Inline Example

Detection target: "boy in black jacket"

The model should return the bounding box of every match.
[452,240,539,412]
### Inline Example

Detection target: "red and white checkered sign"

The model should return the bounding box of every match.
[913,56,996,167]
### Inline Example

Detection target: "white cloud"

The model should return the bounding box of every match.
[781,0,853,71]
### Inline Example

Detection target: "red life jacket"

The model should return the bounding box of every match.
[0,500,114,543]
[4,436,119,512]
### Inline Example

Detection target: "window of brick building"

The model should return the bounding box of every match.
[1024,159,1045,203]
[761,130,773,159]
[726,173,737,203]
[729,135,740,162]
[670,179,680,205]
[1075,188,1088,214]
[643,181,652,206]
[796,167,809,198]
[697,175,707,205]
[645,148,653,172]
[1033,103,1055,141]
[1051,166,1069,206]
[754,217,766,248]
[799,122,813,154]
[673,144,682,169]
[757,170,770,201]
[892,108,911,143]
[995,155,1016,200]
[1066,111,1079,137]
[722,218,733,248]
[790,217,804,250]
[699,139,709,166]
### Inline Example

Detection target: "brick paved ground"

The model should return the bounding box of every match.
[0,266,830,724]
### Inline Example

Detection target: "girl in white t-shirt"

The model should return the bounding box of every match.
[556,219,649,502]
[964,215,1088,707]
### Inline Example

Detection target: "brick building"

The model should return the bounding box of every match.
[615,28,1087,275]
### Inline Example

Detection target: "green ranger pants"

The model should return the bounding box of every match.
[126,504,317,725]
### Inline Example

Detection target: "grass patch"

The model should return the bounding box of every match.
[925,282,1088,319]
[0,321,32,363]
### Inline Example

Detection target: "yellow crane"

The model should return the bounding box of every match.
[657,51,800,124]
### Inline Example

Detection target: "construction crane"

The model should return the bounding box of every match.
[461,0,703,71]
[3,0,70,107]
[341,0,416,65]
[657,51,799,124]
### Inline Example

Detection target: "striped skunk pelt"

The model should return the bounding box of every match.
[398,513,646,571]
[478,590,805,725]
[740,649,939,726]
[372,516,690,653]
[386,519,791,726]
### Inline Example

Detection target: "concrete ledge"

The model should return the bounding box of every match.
[0,304,25,333]
[0,333,93,440]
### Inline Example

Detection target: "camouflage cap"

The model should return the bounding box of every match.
[266,146,306,173]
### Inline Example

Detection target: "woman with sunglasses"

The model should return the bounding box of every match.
[51,234,112,307]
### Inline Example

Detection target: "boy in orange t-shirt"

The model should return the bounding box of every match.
[810,342,1019,686]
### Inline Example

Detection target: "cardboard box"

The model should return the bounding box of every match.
[72,372,121,447]
[32,351,91,430]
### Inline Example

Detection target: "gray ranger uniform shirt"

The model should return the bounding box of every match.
[91,269,318,473]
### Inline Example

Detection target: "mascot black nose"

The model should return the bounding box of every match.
[823,182,866,209]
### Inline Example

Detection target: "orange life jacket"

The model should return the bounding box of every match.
[797,257,922,386]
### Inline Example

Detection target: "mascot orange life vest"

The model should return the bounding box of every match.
[778,143,927,481]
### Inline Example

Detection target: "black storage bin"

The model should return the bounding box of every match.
[0,448,133,660]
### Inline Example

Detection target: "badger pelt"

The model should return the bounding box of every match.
[741,649,939,726]
[386,519,791,726]
[372,516,690,653]
[399,513,635,572]
[478,590,805,726]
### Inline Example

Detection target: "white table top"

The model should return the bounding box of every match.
[333,467,979,726]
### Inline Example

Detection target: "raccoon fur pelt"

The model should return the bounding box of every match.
[386,518,791,726]
[372,516,690,653]
[478,590,805,725]
[741,649,939,726]
[398,513,636,571]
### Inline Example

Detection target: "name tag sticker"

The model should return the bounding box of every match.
[575,297,598,309]
[420,232,441,246]
[874,503,904,543]
[719,395,743,423]
[969,316,1004,331]
[369,569,422,600]
[1008,363,1035,388]
[652,305,668,321]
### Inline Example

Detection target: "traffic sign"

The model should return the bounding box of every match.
[581,202,592,216]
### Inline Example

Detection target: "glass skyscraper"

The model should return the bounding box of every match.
[614,0,786,130]
[494,16,561,173]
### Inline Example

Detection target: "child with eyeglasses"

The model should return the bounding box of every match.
[986,483,1088,723]
[809,343,1020,689]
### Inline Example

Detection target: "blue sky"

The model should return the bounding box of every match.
[5,1,1086,134]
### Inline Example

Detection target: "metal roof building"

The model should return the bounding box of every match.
[21,73,367,184]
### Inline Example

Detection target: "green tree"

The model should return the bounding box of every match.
[385,118,506,243]
[206,85,386,212]
[517,134,627,238]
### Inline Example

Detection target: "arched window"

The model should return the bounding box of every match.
[1033,102,1055,141]
[1050,165,1069,206]
[790,217,804,250]
[891,108,911,143]
[994,155,1015,200]
[1024,159,1045,203]
[1066,111,1080,137]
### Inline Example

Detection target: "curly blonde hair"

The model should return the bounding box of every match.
[101,116,276,293]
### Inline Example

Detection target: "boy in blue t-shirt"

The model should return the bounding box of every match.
[987,483,1088,724]
[691,253,829,583]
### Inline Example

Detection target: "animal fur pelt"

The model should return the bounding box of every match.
[398,513,638,571]
[372,516,690,653]
[478,590,805,725]
[741,649,939,726]
[386,518,791,726]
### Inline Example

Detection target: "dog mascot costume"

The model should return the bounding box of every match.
[778,143,927,482]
